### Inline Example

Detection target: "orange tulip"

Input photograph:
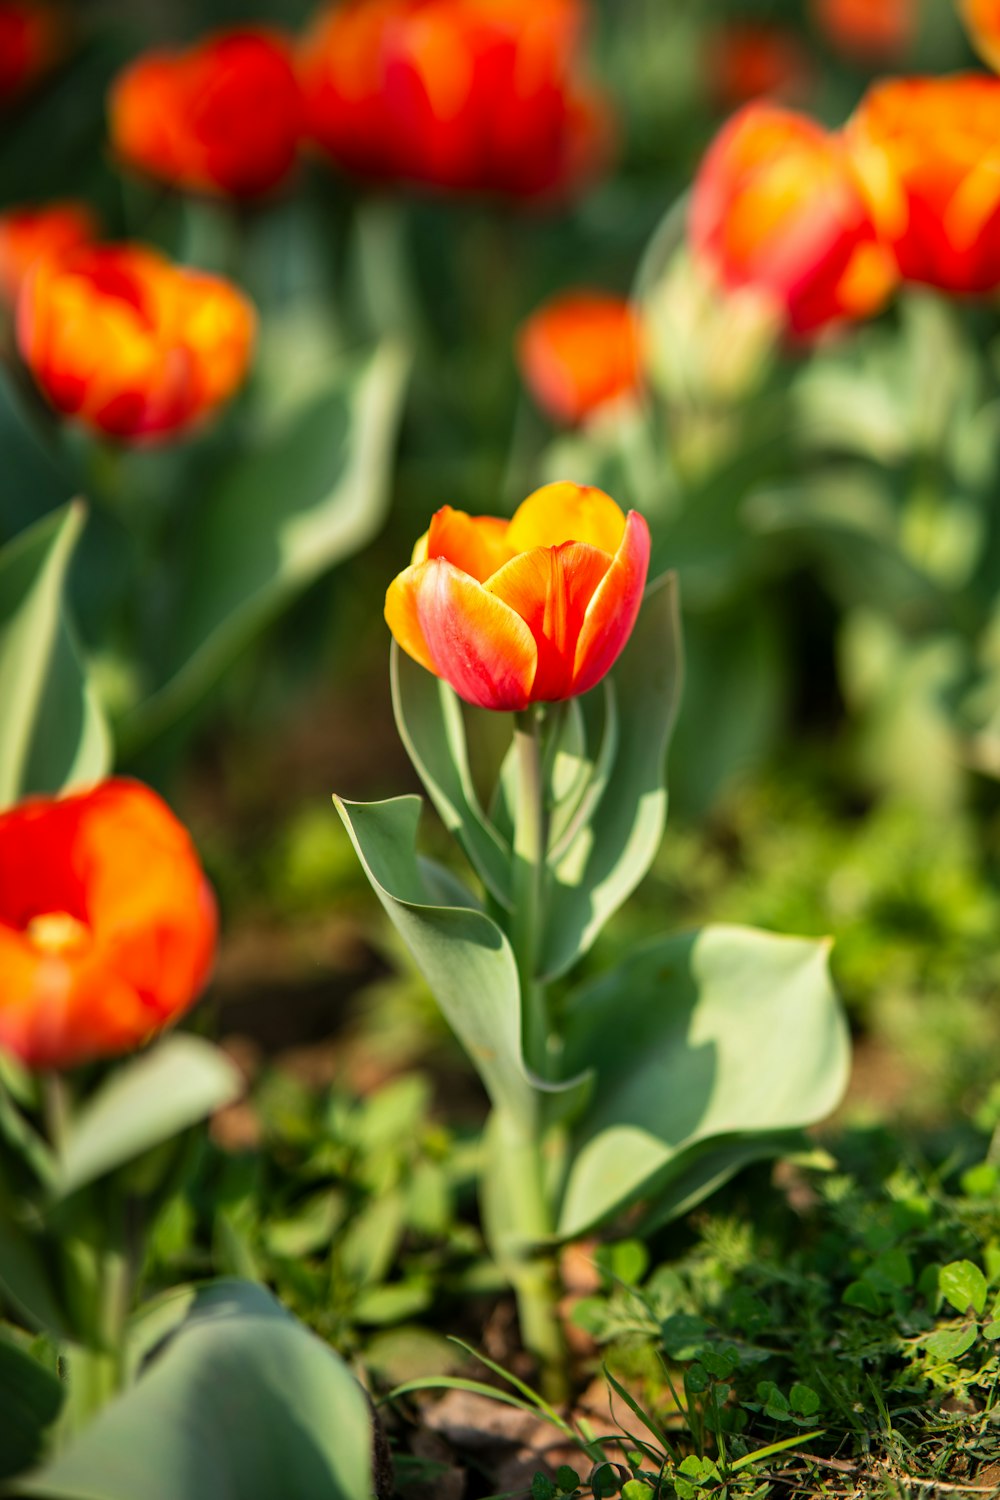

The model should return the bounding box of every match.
[0,780,217,1071]
[0,0,60,106]
[849,75,1000,294]
[812,0,915,64]
[17,242,255,441]
[109,28,303,199]
[298,0,613,200]
[385,482,650,711]
[0,201,96,307]
[690,102,897,338]
[517,291,643,425]
[703,22,811,111]
[962,0,1000,71]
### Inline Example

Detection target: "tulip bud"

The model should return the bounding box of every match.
[109,28,303,199]
[690,102,897,338]
[0,780,217,1070]
[517,291,643,426]
[17,242,255,442]
[298,0,614,201]
[385,482,650,711]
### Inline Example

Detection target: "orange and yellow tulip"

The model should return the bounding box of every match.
[298,0,613,201]
[0,201,96,307]
[0,0,60,107]
[386,482,650,711]
[811,0,914,64]
[0,780,217,1071]
[517,291,642,426]
[690,102,896,338]
[17,242,255,441]
[849,75,1000,294]
[109,28,303,199]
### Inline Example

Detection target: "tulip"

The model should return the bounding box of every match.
[0,201,96,307]
[109,28,303,199]
[0,780,217,1070]
[811,0,915,64]
[848,75,1000,295]
[298,0,613,200]
[385,482,650,710]
[17,242,255,441]
[517,291,642,426]
[962,0,1000,72]
[703,22,811,111]
[690,102,897,338]
[0,0,60,106]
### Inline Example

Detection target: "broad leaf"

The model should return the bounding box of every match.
[15,1281,372,1500]
[542,574,683,979]
[391,645,513,908]
[55,1037,243,1199]
[119,341,409,753]
[334,795,537,1124]
[557,924,849,1237]
[0,504,110,810]
[0,1336,63,1481]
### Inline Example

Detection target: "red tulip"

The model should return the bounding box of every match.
[690,102,896,338]
[517,290,642,425]
[812,0,915,64]
[0,201,97,307]
[17,242,255,441]
[848,74,1000,294]
[703,22,811,111]
[109,28,303,199]
[298,0,613,200]
[0,780,217,1071]
[385,482,650,711]
[0,0,60,107]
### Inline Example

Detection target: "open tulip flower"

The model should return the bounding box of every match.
[17,241,256,441]
[0,200,97,307]
[849,75,1000,294]
[691,102,897,338]
[109,28,303,199]
[0,780,217,1071]
[0,0,60,106]
[517,291,643,426]
[298,0,613,200]
[385,482,651,711]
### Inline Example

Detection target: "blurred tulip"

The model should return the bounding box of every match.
[298,0,613,200]
[962,0,1000,71]
[109,28,303,199]
[0,780,217,1070]
[385,482,650,710]
[18,242,256,441]
[811,0,915,63]
[517,291,642,425]
[0,201,96,306]
[703,21,811,111]
[0,0,60,106]
[690,102,897,338]
[849,75,1000,294]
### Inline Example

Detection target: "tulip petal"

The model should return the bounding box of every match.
[572,510,651,695]
[485,541,611,702]
[385,563,439,675]
[410,558,538,711]
[426,506,515,582]
[506,481,627,555]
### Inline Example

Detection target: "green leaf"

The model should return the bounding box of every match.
[542,574,683,979]
[0,1336,64,1481]
[923,1325,977,1362]
[391,644,513,908]
[556,925,848,1237]
[14,1281,372,1500]
[0,503,110,810]
[939,1260,988,1317]
[334,795,536,1123]
[55,1036,243,1198]
[119,341,409,753]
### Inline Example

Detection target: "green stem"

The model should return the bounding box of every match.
[511,708,548,1075]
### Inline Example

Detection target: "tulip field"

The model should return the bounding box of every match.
[4,0,1000,1496]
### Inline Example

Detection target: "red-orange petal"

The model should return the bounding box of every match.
[426,506,515,582]
[572,509,651,695]
[385,562,439,674]
[404,557,538,711]
[485,541,611,702]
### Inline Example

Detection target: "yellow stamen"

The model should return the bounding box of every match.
[26,911,90,956]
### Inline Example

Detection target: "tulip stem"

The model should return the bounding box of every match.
[511,708,549,1076]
